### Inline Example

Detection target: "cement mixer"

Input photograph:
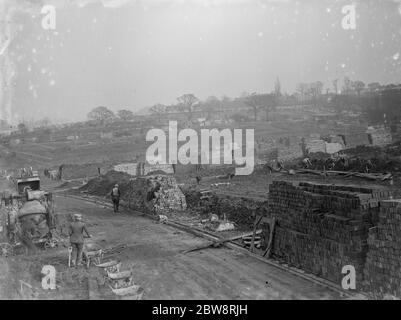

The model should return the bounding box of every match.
[0,169,56,256]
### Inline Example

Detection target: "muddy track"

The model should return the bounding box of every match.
[51,193,364,300]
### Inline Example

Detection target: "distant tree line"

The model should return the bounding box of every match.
[78,77,401,127]
[86,106,134,124]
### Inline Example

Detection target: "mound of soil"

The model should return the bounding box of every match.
[57,163,113,180]
[81,171,187,215]
[80,170,132,197]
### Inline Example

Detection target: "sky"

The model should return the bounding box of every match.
[2,0,401,122]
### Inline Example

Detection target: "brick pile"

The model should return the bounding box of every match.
[269,181,390,286]
[364,199,401,297]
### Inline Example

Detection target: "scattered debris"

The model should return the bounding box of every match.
[287,168,392,181]
[181,230,263,254]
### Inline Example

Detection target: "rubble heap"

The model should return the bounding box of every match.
[268,181,390,286]
[364,200,401,297]
[366,126,392,146]
[82,171,186,215]
[128,175,187,215]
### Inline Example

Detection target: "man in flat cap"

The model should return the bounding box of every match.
[68,214,91,267]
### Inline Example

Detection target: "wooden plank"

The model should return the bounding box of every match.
[181,230,263,254]
[250,215,264,253]
[263,217,276,258]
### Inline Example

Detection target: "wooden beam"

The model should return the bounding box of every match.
[250,215,264,253]
[181,229,263,254]
[263,217,276,258]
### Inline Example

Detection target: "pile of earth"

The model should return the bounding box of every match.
[129,175,187,215]
[79,170,132,197]
[174,163,235,180]
[343,145,382,157]
[57,163,113,180]
[385,141,401,157]
[81,171,187,215]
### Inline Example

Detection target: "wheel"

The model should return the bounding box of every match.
[44,239,57,250]
[0,243,14,257]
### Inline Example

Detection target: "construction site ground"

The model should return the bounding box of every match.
[178,170,399,199]
[1,188,352,300]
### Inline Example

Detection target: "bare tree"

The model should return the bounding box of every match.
[307,81,323,106]
[177,94,199,121]
[244,93,276,121]
[87,106,115,124]
[351,80,365,97]
[150,103,166,115]
[117,109,134,121]
[18,122,28,135]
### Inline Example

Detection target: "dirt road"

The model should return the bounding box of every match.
[51,195,345,300]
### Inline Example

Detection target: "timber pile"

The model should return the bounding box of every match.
[290,169,392,181]
[364,200,401,298]
[268,181,390,287]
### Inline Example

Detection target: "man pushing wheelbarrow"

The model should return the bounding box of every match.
[68,214,92,268]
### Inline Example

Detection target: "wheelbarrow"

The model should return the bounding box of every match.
[108,284,144,300]
[95,260,122,276]
[107,270,134,289]
[82,241,103,269]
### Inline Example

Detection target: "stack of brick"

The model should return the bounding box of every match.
[269,181,390,286]
[364,200,401,297]
[0,207,8,242]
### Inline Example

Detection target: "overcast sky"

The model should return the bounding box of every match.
[4,0,401,122]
